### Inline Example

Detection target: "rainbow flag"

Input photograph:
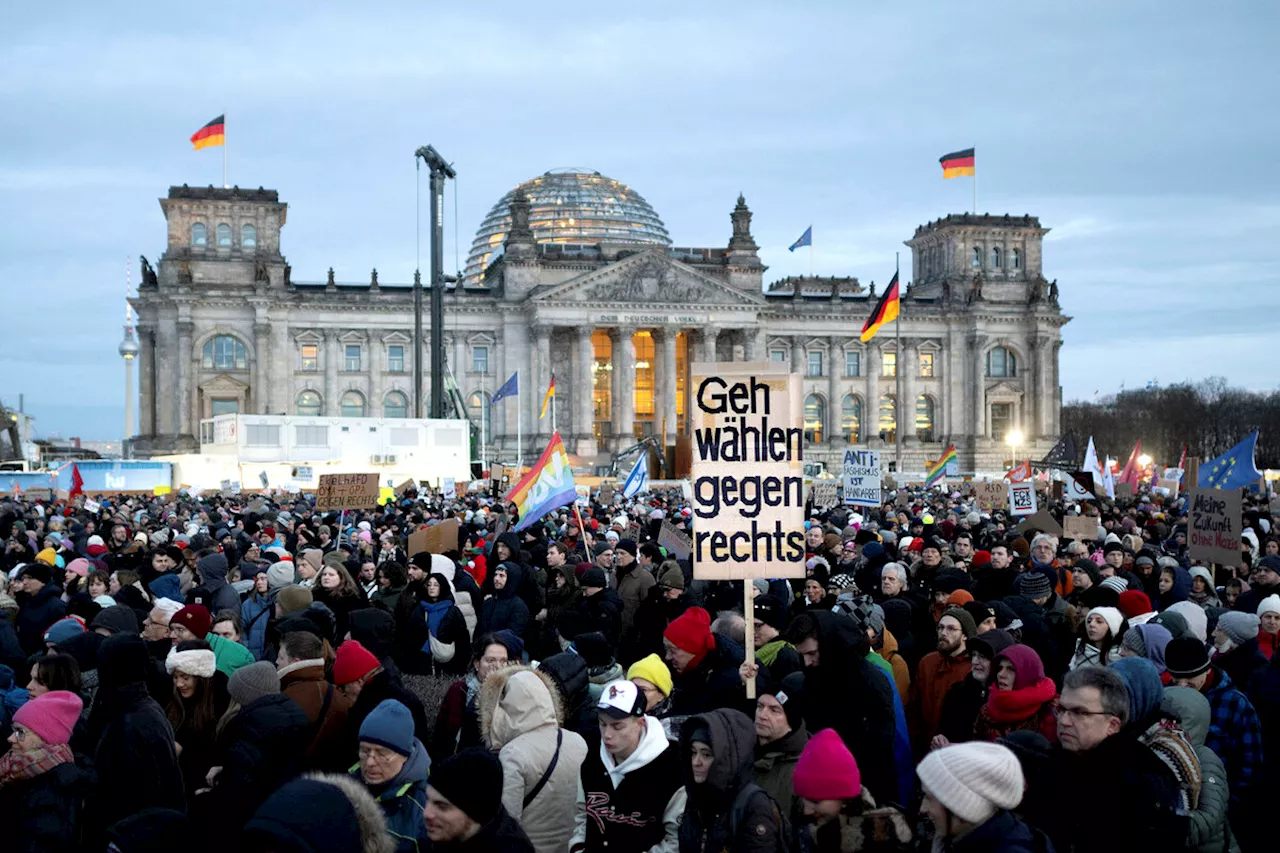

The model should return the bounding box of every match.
[505,432,577,532]
[540,374,556,419]
[925,444,957,488]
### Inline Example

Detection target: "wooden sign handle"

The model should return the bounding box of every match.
[744,583,756,700]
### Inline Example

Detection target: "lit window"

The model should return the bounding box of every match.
[468,391,492,444]
[300,344,318,371]
[919,352,934,377]
[770,350,788,363]
[971,247,982,268]
[202,336,247,370]
[384,391,408,418]
[241,224,257,248]
[878,393,897,442]
[803,394,825,444]
[340,391,366,418]
[191,223,207,247]
[986,347,1017,377]
[1011,248,1022,269]
[807,351,823,377]
[916,395,935,443]
[472,345,489,374]
[216,223,232,247]
[296,391,322,417]
[992,247,1002,268]
[882,352,896,377]
[387,345,405,373]
[844,350,860,378]
[841,395,862,443]
[344,345,362,372]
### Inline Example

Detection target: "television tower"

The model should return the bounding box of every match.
[118,257,139,445]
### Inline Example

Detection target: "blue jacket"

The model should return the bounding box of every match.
[351,738,431,853]
[1203,667,1264,807]
[876,664,914,807]
[240,591,274,660]
[16,583,66,655]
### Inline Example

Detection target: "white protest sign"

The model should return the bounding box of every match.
[294,465,314,482]
[811,481,839,510]
[690,361,805,579]
[83,498,102,513]
[442,477,457,500]
[841,448,882,508]
[1008,481,1038,517]
[1188,488,1241,566]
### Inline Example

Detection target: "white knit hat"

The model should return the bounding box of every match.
[1089,606,1124,638]
[1258,594,1280,618]
[916,742,1024,825]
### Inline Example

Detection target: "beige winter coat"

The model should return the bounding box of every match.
[480,666,588,853]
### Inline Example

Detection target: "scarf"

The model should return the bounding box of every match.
[756,639,792,667]
[420,599,453,642]
[985,677,1057,723]
[0,743,73,789]
[1139,718,1201,813]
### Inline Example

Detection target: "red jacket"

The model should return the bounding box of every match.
[910,650,971,752]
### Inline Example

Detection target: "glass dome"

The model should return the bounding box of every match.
[464,169,671,283]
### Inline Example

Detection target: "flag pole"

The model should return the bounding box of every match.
[551,380,557,434]
[516,374,524,473]
[222,110,228,189]
[894,252,903,474]
[480,370,488,477]
[972,167,977,215]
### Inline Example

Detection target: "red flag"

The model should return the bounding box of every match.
[1117,440,1143,487]
[1178,445,1187,472]
[1005,460,1032,483]
[69,464,84,500]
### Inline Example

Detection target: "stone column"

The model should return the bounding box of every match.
[743,327,765,362]
[176,321,194,437]
[324,329,340,416]
[137,325,155,436]
[790,336,804,376]
[702,327,720,364]
[864,343,880,442]
[153,316,176,436]
[369,333,384,418]
[271,321,289,416]
[575,326,596,455]
[253,322,271,414]
[901,340,916,445]
[534,325,552,437]
[971,335,986,438]
[827,337,840,445]
[614,327,636,443]
[661,327,678,443]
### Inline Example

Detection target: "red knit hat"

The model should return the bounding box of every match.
[14,690,83,746]
[664,606,715,668]
[1118,590,1153,619]
[333,639,380,686]
[170,605,212,639]
[793,728,861,800]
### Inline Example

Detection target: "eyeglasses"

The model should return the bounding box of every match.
[1058,705,1117,721]
[10,725,29,741]
[358,746,398,764]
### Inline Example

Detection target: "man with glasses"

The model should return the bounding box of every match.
[1041,665,1184,853]
[351,698,430,853]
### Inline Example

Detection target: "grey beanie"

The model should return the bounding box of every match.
[228,661,281,707]
[266,562,296,591]
[1216,611,1260,646]
[1120,625,1147,658]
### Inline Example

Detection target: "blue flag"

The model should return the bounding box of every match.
[490,372,518,405]
[1197,429,1262,490]
[788,226,812,252]
[621,452,649,499]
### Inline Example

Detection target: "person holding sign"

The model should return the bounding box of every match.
[663,607,753,717]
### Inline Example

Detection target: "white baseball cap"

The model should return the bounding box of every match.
[597,679,646,719]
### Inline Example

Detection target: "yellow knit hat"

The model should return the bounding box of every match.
[626,653,673,698]
[36,548,58,566]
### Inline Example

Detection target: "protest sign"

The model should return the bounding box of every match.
[1066,472,1096,501]
[811,480,839,510]
[315,473,380,511]
[442,478,456,500]
[575,485,590,506]
[83,498,102,513]
[153,485,171,496]
[1188,488,1241,566]
[1008,482,1037,517]
[690,361,805,580]
[394,479,417,496]
[1115,482,1134,500]
[658,519,692,560]
[1014,507,1064,537]
[408,517,460,558]
[974,481,1005,510]
[25,487,53,501]
[894,489,909,507]
[1156,478,1180,497]
[625,522,643,542]
[598,484,616,505]
[293,466,314,482]
[1063,515,1097,542]
[680,479,693,500]
[841,448,881,508]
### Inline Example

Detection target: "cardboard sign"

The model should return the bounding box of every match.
[1063,515,1097,542]
[894,489,909,507]
[598,485,616,506]
[442,478,457,500]
[83,498,102,513]
[315,473,381,511]
[1008,482,1037,517]
[883,474,898,489]
[974,481,1005,510]
[625,522,643,542]
[153,486,171,496]
[1115,482,1134,500]
[408,517,460,558]
[841,448,881,508]
[25,487,53,501]
[1156,478,1180,497]
[1014,507,1064,537]
[811,481,839,510]
[394,479,417,496]
[1188,488,1242,566]
[689,361,804,579]
[658,519,692,560]
[378,487,396,506]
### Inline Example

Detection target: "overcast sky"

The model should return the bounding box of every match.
[3,2,1276,440]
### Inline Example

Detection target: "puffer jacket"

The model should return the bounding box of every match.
[481,666,589,853]
[240,590,273,660]
[352,738,431,853]
[678,708,788,853]
[1162,687,1236,853]
[753,725,808,821]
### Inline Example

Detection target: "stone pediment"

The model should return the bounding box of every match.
[533,250,763,307]
[200,373,249,392]
[985,380,1024,397]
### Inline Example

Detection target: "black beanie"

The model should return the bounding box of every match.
[97,633,151,687]
[754,594,786,631]
[430,748,504,826]
[775,670,806,731]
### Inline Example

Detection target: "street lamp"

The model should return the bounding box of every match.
[1138,454,1152,467]
[1006,429,1023,468]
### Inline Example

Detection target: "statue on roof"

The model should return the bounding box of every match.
[327,267,336,287]
[1049,279,1059,305]
[139,256,157,287]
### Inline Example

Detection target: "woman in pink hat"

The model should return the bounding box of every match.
[791,728,912,852]
[0,690,88,851]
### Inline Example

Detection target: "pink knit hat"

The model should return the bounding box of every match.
[792,727,861,800]
[66,558,92,579]
[13,690,83,745]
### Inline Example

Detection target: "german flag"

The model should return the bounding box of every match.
[860,272,900,342]
[940,147,975,179]
[190,115,225,150]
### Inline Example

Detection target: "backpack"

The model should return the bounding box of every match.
[728,782,796,853]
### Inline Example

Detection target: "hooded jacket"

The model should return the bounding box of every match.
[480,562,531,638]
[244,772,396,853]
[194,552,242,615]
[352,738,431,853]
[1156,566,1193,612]
[481,667,589,853]
[975,644,1058,743]
[17,582,66,655]
[538,652,598,742]
[240,589,274,660]
[678,709,787,853]
[1161,688,1232,853]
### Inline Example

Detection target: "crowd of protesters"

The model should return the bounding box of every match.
[0,475,1276,853]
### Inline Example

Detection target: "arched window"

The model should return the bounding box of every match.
[992,247,1002,268]
[986,346,1017,377]
[216,223,232,247]
[1011,248,1022,269]
[841,395,862,443]
[241,224,257,248]
[340,391,366,418]
[296,391,322,416]
[878,393,896,443]
[803,394,825,444]
[201,335,247,370]
[971,247,981,268]
[384,391,408,419]
[468,391,493,445]
[916,394,935,443]
[191,223,207,247]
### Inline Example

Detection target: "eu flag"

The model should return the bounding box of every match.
[788,226,812,252]
[1197,429,1262,490]
[490,372,518,405]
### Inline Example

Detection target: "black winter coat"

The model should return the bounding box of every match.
[936,674,987,744]
[631,586,693,663]
[559,587,623,647]
[0,761,92,853]
[435,806,534,853]
[348,667,431,745]
[16,583,66,654]
[945,809,1053,853]
[394,580,471,676]
[479,563,531,638]
[669,632,751,718]
[539,651,598,744]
